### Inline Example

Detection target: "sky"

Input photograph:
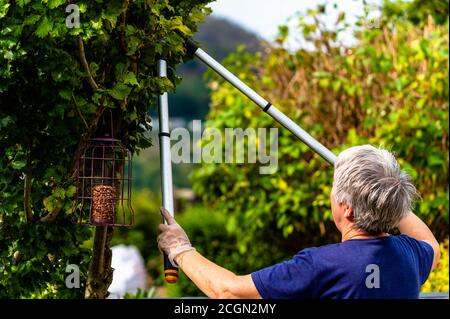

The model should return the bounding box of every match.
[208,0,381,45]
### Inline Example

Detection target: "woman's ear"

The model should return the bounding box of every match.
[343,206,353,219]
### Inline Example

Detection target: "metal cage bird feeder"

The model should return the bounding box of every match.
[73,111,134,227]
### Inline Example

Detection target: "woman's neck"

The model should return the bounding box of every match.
[341,228,388,242]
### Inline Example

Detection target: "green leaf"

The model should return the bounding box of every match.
[53,187,66,199]
[35,16,53,38]
[11,160,26,170]
[124,72,139,86]
[43,196,56,212]
[115,63,126,77]
[0,2,10,19]
[173,24,191,35]
[169,16,191,35]
[66,186,77,197]
[16,0,31,8]
[23,14,41,26]
[108,83,132,100]
[189,7,207,23]
[428,155,444,167]
[47,0,66,9]
[125,25,137,35]
[0,116,13,128]
[101,4,121,27]
[50,104,65,119]
[58,90,72,100]
[126,36,140,56]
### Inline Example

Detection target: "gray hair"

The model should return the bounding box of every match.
[332,145,419,234]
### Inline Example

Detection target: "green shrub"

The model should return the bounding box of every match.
[422,239,449,292]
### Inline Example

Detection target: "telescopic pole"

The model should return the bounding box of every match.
[157,58,179,284]
[183,38,337,166]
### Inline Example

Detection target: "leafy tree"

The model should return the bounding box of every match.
[0,0,211,298]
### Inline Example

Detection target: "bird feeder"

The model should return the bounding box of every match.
[73,112,134,227]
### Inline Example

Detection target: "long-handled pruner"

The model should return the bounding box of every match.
[157,36,337,284]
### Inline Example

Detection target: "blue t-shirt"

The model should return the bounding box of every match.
[251,234,434,299]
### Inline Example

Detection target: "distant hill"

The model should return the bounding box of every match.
[181,15,262,75]
[168,15,262,120]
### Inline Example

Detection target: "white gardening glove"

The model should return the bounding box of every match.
[157,207,195,267]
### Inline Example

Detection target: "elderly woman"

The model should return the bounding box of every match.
[157,145,440,299]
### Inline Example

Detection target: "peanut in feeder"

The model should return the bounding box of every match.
[73,111,134,227]
[92,184,117,224]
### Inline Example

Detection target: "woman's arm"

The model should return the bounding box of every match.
[397,212,440,270]
[158,207,261,299]
[175,250,261,299]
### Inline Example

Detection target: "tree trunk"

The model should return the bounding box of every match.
[85,226,114,299]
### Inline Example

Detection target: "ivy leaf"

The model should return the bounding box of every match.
[16,0,31,8]
[172,24,191,35]
[66,186,77,198]
[108,83,132,100]
[0,2,10,19]
[23,14,41,26]
[124,72,139,86]
[115,63,127,79]
[169,16,191,35]
[0,116,13,128]
[47,0,66,9]
[43,196,56,212]
[53,187,66,200]
[35,16,53,38]
[101,3,121,28]
[115,63,126,77]
[50,104,65,119]
[11,160,26,170]
[127,36,140,56]
[189,7,207,23]
[58,90,72,101]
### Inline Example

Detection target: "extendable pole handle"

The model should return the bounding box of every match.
[157,58,179,284]
[182,37,337,166]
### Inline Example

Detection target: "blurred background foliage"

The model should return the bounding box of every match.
[168,15,262,120]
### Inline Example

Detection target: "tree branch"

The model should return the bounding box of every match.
[23,152,33,223]
[85,226,115,299]
[119,0,130,55]
[39,206,62,223]
[119,0,138,74]
[78,37,99,91]
[72,93,89,129]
